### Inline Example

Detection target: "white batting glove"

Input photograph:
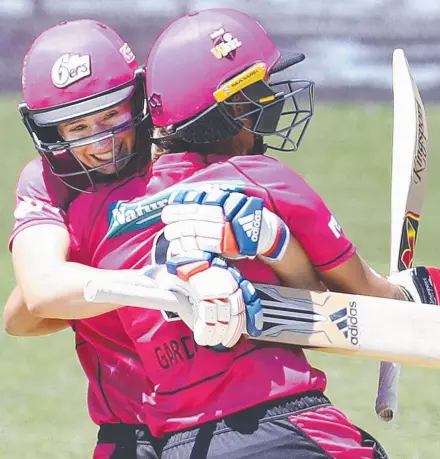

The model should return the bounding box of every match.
[162,189,290,263]
[144,251,263,348]
[388,266,440,305]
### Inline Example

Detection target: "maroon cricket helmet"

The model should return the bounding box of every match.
[147,8,314,153]
[19,19,149,191]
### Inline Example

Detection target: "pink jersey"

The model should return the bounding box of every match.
[9,156,146,425]
[72,314,150,425]
[9,157,78,249]
[68,152,356,436]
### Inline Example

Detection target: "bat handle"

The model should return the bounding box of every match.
[375,360,401,421]
[84,279,193,316]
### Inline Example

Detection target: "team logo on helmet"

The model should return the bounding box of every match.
[119,42,135,64]
[51,53,91,88]
[209,27,242,60]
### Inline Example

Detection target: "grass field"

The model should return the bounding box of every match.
[1,94,440,458]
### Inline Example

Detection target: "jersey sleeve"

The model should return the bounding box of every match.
[66,182,117,267]
[66,193,91,265]
[231,156,356,271]
[9,158,79,250]
[267,166,355,271]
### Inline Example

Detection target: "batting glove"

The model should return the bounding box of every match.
[388,266,440,305]
[162,189,290,263]
[144,251,263,348]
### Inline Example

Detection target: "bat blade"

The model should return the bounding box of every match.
[85,280,440,368]
[376,48,428,421]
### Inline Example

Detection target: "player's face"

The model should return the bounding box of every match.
[57,101,136,175]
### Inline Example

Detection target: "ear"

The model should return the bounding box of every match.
[228,94,253,130]
[228,93,248,117]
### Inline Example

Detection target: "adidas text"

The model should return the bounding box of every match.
[348,301,359,346]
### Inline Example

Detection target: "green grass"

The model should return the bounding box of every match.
[2,95,440,457]
[0,95,95,457]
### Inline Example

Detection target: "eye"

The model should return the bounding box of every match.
[104,110,118,120]
[70,124,87,132]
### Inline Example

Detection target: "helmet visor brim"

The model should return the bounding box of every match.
[31,85,135,126]
[270,52,305,74]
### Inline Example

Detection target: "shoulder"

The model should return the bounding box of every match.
[227,154,305,182]
[16,158,46,195]
[226,154,322,205]
[16,157,78,211]
[68,172,148,222]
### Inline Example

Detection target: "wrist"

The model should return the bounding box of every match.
[258,209,289,263]
[398,284,414,302]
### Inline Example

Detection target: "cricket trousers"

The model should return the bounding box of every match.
[161,391,389,459]
[93,423,164,459]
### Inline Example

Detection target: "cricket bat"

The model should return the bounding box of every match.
[84,280,440,368]
[375,49,428,421]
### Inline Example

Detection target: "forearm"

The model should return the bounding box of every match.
[320,254,407,300]
[17,260,151,319]
[3,285,68,336]
[12,225,154,320]
[269,238,326,291]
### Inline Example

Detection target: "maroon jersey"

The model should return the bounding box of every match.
[9,156,147,425]
[68,152,356,436]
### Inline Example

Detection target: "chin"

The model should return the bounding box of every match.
[99,166,119,175]
[98,154,132,175]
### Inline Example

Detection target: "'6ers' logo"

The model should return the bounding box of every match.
[398,211,420,271]
[51,53,91,88]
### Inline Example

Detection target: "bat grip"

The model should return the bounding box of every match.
[376,361,401,421]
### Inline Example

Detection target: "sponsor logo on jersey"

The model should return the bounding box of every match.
[107,181,244,238]
[328,215,342,239]
[51,53,91,88]
[14,196,61,221]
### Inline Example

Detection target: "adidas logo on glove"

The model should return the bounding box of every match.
[238,210,262,242]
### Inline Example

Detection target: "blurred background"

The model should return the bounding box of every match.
[1,1,440,458]
[2,0,440,98]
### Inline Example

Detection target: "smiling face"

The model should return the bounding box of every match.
[57,100,136,175]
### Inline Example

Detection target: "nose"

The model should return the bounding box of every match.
[90,134,115,155]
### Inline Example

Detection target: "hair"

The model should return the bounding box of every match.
[150,126,264,161]
[150,94,265,160]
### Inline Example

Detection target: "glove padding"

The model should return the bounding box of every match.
[145,251,263,348]
[162,189,290,263]
[388,266,440,305]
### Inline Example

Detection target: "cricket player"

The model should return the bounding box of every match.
[4,20,163,459]
[5,18,270,459]
[7,10,438,459]
[5,18,302,459]
[69,8,440,457]
[65,9,431,458]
